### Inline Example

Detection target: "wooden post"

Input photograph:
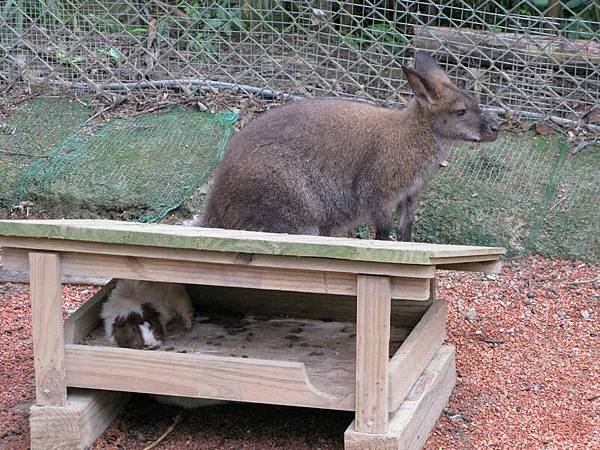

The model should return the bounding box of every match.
[355,274,391,434]
[30,252,67,406]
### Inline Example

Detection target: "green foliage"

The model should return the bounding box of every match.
[187,5,246,57]
[342,23,408,53]
[0,0,76,31]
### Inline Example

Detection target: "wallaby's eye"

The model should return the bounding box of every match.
[455,109,467,117]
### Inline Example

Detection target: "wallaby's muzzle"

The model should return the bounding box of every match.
[480,113,500,142]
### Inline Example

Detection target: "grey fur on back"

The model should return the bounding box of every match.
[201,52,499,240]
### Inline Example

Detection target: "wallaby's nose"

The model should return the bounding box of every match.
[489,122,499,132]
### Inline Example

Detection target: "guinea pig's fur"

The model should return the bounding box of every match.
[150,394,225,409]
[101,279,194,349]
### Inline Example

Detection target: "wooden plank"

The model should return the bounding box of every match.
[388,301,447,413]
[63,252,357,296]
[437,259,502,274]
[387,346,456,449]
[392,277,429,301]
[190,285,431,327]
[344,345,456,450]
[64,344,354,410]
[64,280,115,345]
[0,219,505,265]
[355,275,391,434]
[30,252,67,407]
[430,254,504,265]
[0,238,436,278]
[4,249,431,300]
[30,388,130,450]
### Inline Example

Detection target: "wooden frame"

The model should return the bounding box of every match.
[59,281,446,413]
[0,219,503,449]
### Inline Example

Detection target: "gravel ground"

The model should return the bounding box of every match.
[1,256,598,449]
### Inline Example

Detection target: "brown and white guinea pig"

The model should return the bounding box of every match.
[101,279,194,349]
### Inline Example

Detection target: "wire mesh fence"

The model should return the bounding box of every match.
[0,1,598,124]
[0,1,598,261]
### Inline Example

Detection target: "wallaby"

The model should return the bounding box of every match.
[200,52,499,240]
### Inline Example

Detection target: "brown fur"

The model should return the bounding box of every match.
[202,52,499,240]
[111,311,145,349]
[111,304,164,349]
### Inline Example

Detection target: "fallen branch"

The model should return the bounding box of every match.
[412,25,600,69]
[570,139,598,157]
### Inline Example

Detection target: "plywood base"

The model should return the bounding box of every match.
[344,346,456,450]
[29,388,130,450]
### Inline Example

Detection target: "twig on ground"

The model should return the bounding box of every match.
[0,150,47,158]
[571,139,598,156]
[130,102,176,117]
[73,96,90,107]
[548,193,570,213]
[567,276,600,286]
[142,413,183,450]
[478,338,505,345]
[84,104,114,124]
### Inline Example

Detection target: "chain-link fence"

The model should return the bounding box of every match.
[1,1,598,125]
[0,1,598,261]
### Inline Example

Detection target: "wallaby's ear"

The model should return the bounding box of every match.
[413,51,452,87]
[402,65,435,107]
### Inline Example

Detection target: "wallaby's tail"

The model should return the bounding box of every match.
[183,213,222,229]
[183,214,203,227]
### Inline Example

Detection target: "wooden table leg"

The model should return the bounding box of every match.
[30,252,67,406]
[355,274,391,434]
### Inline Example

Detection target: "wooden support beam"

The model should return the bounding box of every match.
[30,389,130,450]
[355,275,391,434]
[30,252,67,407]
[3,247,432,300]
[345,346,457,450]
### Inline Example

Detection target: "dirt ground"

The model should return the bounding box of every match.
[1,256,598,449]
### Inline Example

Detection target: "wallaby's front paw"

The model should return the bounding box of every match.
[183,316,193,332]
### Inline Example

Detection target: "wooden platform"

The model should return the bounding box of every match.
[0,219,504,449]
[64,283,446,412]
[0,219,505,266]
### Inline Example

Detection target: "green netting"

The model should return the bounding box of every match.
[0,98,91,204]
[11,107,238,222]
[2,98,598,262]
[413,133,600,262]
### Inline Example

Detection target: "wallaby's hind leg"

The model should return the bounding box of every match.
[395,194,419,241]
[372,207,393,240]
